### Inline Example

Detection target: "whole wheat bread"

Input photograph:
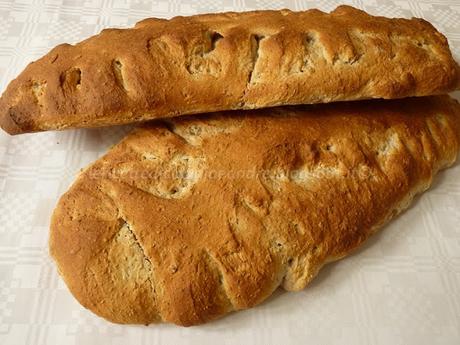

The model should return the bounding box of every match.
[1,5,460,134]
[50,95,460,326]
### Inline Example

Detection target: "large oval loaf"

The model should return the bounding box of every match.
[50,96,460,326]
[2,5,460,134]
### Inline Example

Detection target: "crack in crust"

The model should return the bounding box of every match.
[202,249,236,311]
[186,30,223,75]
[247,34,264,84]
[112,60,127,91]
[60,68,81,92]
[122,221,157,299]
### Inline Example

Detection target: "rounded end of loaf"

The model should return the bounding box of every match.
[49,176,164,326]
[0,110,23,135]
[0,97,26,135]
[0,77,44,135]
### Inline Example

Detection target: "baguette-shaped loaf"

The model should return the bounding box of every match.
[2,5,460,134]
[50,95,460,326]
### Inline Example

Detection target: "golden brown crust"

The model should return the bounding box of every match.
[49,95,460,326]
[2,5,460,134]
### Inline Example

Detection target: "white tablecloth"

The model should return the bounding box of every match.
[1,0,460,344]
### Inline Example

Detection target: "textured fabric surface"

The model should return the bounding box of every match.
[0,0,460,344]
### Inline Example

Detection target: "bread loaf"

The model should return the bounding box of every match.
[50,95,460,326]
[1,5,459,134]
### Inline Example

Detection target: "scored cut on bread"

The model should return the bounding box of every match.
[50,95,460,326]
[1,5,460,134]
